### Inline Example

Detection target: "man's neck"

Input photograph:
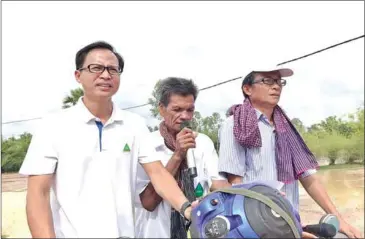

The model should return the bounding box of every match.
[82,96,113,124]
[251,102,275,124]
[167,127,179,139]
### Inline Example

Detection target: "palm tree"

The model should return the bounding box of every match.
[62,88,84,109]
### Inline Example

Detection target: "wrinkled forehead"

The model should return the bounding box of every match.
[254,71,282,80]
[167,94,195,107]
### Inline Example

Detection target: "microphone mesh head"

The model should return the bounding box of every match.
[180,120,194,130]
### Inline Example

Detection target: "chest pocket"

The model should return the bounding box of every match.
[98,126,135,180]
[114,139,135,171]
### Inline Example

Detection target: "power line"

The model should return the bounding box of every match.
[122,103,150,110]
[92,34,365,111]
[3,34,363,125]
[199,76,242,91]
[2,117,43,125]
[119,76,243,111]
[277,34,364,66]
[1,76,243,125]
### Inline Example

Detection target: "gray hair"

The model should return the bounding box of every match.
[158,77,199,106]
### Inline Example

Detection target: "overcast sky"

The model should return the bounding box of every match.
[2,1,364,138]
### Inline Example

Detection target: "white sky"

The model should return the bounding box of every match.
[2,1,364,138]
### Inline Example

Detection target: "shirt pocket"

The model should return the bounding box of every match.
[113,147,133,181]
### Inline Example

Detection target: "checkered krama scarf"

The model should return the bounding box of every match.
[228,99,318,183]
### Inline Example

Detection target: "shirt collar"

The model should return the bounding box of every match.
[255,109,263,120]
[255,109,272,126]
[76,96,124,124]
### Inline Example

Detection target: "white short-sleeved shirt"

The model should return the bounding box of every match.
[19,97,159,238]
[134,130,226,238]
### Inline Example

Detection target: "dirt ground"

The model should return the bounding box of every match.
[2,174,30,238]
[2,169,364,238]
[300,168,364,236]
[2,173,28,192]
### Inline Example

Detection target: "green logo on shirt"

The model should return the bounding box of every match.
[195,183,204,198]
[123,143,131,152]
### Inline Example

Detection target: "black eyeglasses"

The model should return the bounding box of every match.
[253,77,287,86]
[78,64,122,76]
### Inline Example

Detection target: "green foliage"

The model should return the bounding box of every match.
[62,87,84,109]
[192,111,223,151]
[302,106,364,165]
[147,80,162,119]
[291,118,306,134]
[1,133,32,172]
[319,163,364,170]
[320,132,350,165]
[345,107,364,163]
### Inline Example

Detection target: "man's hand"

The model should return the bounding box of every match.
[301,222,318,239]
[175,128,197,158]
[302,231,318,238]
[226,174,243,185]
[339,219,363,238]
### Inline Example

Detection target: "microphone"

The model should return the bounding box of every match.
[180,120,197,178]
[303,223,337,238]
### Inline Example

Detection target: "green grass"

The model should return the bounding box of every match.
[319,163,364,170]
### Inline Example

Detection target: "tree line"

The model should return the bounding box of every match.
[2,87,364,173]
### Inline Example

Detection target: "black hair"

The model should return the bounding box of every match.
[158,77,199,106]
[241,71,257,98]
[75,41,124,72]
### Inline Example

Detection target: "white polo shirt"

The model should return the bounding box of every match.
[19,97,159,238]
[134,130,226,238]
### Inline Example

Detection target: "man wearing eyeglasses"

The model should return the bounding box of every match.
[19,41,194,238]
[218,68,362,238]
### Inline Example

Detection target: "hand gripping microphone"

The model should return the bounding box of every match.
[180,120,197,178]
[303,214,340,238]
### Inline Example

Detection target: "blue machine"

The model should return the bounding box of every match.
[190,182,303,238]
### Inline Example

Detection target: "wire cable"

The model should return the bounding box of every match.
[3,34,363,125]
[276,35,364,66]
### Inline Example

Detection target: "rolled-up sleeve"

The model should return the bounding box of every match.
[299,168,317,179]
[218,116,246,177]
